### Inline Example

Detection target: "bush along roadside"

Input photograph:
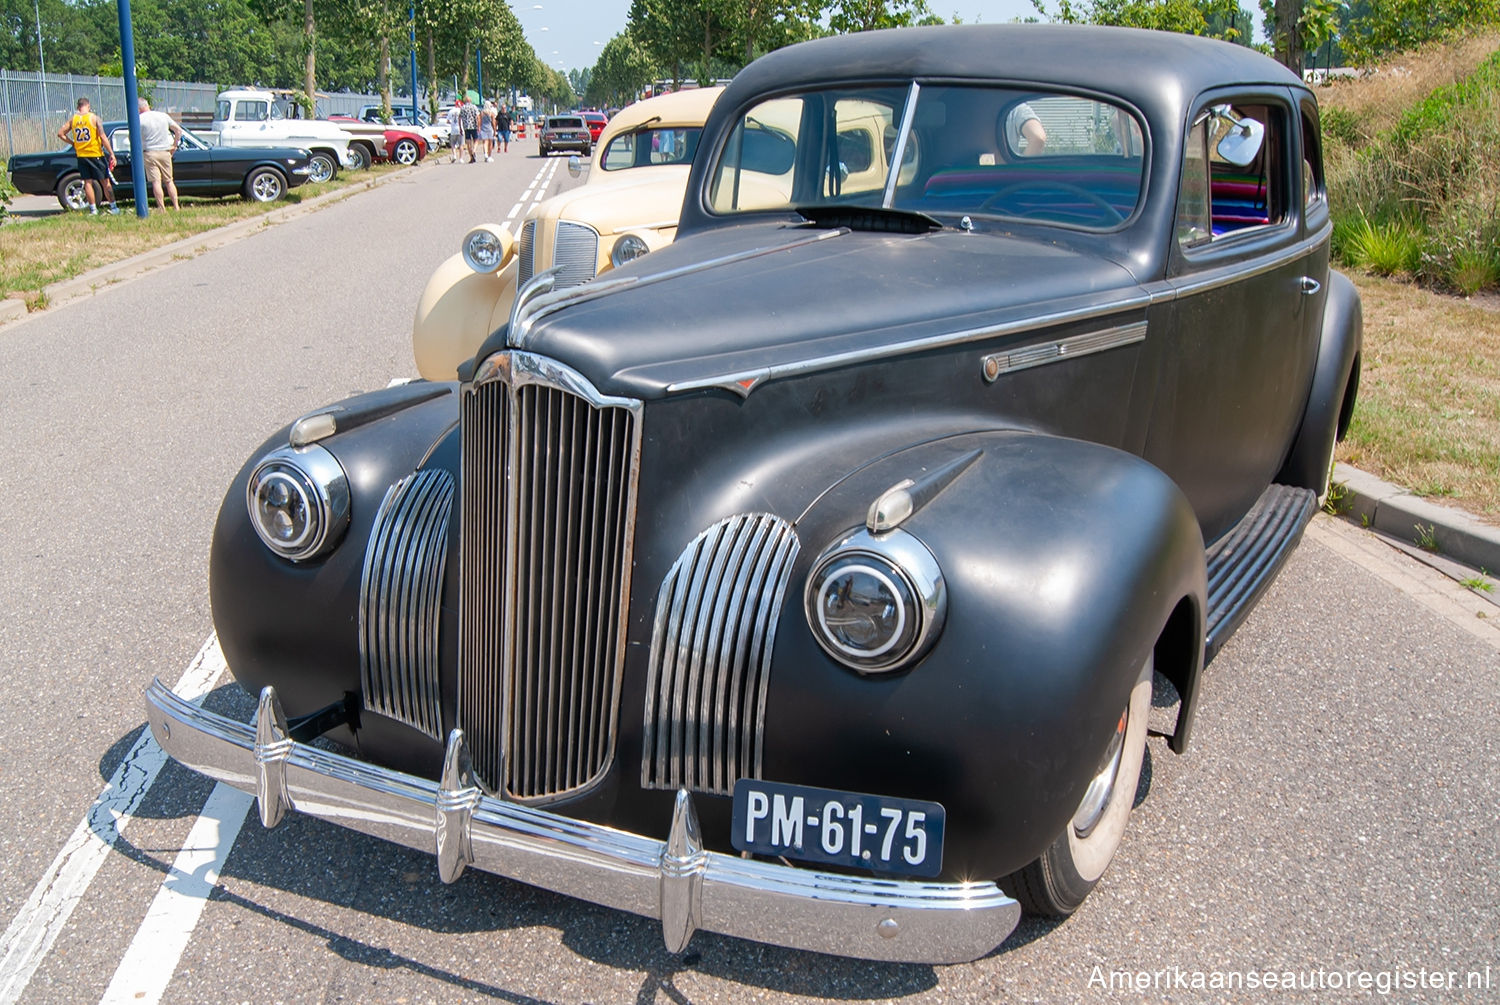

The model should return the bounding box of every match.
[1327,48,1500,295]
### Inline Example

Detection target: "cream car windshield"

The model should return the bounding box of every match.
[709,84,1146,230]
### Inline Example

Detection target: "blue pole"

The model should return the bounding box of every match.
[115,0,147,217]
[408,0,419,123]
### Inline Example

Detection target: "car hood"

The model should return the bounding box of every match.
[513,222,1145,398]
[539,168,690,235]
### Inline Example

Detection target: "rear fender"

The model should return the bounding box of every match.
[1277,269,1362,492]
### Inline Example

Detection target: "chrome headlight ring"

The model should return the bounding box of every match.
[609,233,651,269]
[245,444,350,562]
[804,527,946,674]
[462,224,512,274]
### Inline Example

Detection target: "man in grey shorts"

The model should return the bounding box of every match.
[138,97,183,210]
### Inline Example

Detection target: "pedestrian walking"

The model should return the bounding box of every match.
[496,105,512,153]
[137,97,183,211]
[56,97,118,215]
[459,98,481,163]
[479,100,496,161]
[447,100,463,162]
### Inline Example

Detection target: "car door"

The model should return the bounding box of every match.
[1141,89,1321,543]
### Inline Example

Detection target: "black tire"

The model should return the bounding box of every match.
[347,142,372,171]
[243,167,288,203]
[393,138,420,165]
[540,143,549,156]
[56,172,87,211]
[307,151,337,183]
[1001,655,1153,916]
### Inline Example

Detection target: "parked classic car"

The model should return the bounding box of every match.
[7,123,315,208]
[412,86,721,379]
[211,87,356,182]
[328,115,429,166]
[582,109,609,143]
[538,114,591,156]
[148,25,1362,964]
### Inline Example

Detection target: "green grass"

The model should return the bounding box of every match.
[0,164,404,304]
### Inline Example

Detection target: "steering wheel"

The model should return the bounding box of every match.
[979,180,1126,225]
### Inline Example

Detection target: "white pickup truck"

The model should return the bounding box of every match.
[208,88,357,183]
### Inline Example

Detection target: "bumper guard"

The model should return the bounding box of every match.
[145,679,1019,964]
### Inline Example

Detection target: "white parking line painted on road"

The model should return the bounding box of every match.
[0,636,227,1005]
[506,159,562,223]
[97,783,253,1005]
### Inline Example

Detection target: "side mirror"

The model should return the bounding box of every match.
[567,154,583,178]
[1212,105,1265,167]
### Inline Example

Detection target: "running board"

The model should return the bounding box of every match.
[1203,484,1317,663]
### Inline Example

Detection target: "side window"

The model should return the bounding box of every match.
[237,101,267,122]
[1177,118,1211,248]
[602,133,635,170]
[1300,101,1326,213]
[1180,99,1292,246]
[110,129,131,153]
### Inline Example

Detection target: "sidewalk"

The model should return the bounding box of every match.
[1331,462,1500,585]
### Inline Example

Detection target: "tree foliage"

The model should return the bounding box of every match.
[1337,0,1500,66]
[1032,0,1245,38]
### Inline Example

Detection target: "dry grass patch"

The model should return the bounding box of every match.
[0,164,403,304]
[1336,273,1500,519]
[1319,30,1500,143]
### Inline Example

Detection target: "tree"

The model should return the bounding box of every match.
[1033,0,1246,38]
[586,30,657,106]
[1337,0,1499,65]
[826,0,933,33]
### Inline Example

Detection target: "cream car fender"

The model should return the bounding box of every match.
[413,253,518,380]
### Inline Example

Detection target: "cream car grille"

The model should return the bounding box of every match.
[641,513,800,796]
[517,220,536,286]
[458,351,642,800]
[554,221,600,289]
[358,468,454,740]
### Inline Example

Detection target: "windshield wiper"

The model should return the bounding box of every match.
[795,204,942,234]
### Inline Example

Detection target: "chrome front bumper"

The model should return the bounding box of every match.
[145,679,1020,964]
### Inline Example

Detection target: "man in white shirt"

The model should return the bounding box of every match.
[137,97,183,210]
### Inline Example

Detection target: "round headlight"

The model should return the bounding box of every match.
[610,233,651,269]
[245,444,350,562]
[805,528,946,674]
[462,224,513,274]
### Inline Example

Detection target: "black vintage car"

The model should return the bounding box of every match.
[148,25,1361,964]
[6,122,315,209]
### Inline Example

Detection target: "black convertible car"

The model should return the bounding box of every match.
[148,25,1361,964]
[6,121,315,208]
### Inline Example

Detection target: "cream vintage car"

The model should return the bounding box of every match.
[413,87,722,380]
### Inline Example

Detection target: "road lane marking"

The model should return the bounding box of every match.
[505,159,564,222]
[0,636,227,1005]
[97,783,253,1005]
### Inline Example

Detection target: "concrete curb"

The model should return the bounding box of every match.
[2,162,426,328]
[1332,462,1500,574]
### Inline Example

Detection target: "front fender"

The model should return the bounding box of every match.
[209,382,458,770]
[760,431,1206,880]
[412,253,518,381]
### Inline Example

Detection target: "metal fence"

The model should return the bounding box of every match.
[1,70,383,160]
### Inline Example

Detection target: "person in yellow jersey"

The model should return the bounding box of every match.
[55,97,119,215]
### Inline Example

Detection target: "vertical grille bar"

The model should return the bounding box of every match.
[459,352,641,801]
[641,514,801,795]
[553,221,600,289]
[358,468,454,739]
[517,220,536,285]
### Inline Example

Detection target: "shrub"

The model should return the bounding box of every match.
[1340,214,1425,277]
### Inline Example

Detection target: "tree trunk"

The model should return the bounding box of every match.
[426,30,437,115]
[303,0,317,116]
[378,37,392,115]
[462,41,471,91]
[1272,0,1306,76]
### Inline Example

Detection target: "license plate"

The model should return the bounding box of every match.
[731,779,945,877]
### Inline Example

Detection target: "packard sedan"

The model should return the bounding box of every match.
[148,25,1361,964]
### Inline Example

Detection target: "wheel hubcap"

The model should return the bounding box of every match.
[1072,709,1127,838]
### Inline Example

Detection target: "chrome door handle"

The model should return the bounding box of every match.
[1299,276,1322,295]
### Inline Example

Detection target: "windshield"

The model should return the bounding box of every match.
[709,84,1146,230]
[602,127,702,170]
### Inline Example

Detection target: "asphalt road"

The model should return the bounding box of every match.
[0,154,1496,1004]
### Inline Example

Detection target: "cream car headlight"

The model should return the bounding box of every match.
[610,233,651,268]
[804,527,946,674]
[245,445,350,562]
[462,224,514,274]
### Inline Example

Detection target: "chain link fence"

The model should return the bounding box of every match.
[1,70,383,161]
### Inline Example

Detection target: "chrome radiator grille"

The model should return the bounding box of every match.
[554,222,600,289]
[517,220,536,285]
[358,469,454,740]
[459,351,642,800]
[642,514,800,795]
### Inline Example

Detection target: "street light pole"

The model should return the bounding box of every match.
[408,0,420,124]
[116,0,148,217]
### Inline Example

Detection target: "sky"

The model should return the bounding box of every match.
[520,1,1045,76]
